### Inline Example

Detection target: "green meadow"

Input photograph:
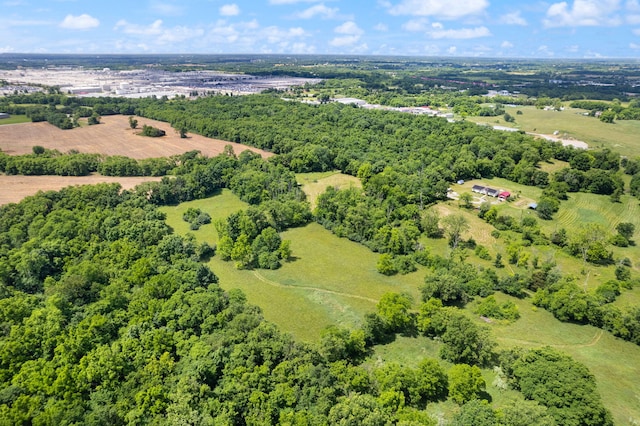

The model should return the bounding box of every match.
[0,114,30,125]
[161,179,640,424]
[468,106,640,157]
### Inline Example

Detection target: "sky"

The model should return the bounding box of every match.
[2,0,640,58]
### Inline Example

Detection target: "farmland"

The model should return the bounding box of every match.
[468,105,640,157]
[0,114,273,159]
[0,174,161,205]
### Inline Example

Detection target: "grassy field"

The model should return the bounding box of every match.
[160,190,424,341]
[450,177,640,283]
[468,106,640,157]
[161,186,640,424]
[296,171,361,209]
[0,114,30,125]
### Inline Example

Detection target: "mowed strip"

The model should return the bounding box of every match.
[0,114,273,159]
[2,175,161,205]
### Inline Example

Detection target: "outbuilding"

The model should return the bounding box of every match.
[0,112,10,120]
[498,191,511,200]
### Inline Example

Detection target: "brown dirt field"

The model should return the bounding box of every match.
[0,115,273,159]
[1,175,161,206]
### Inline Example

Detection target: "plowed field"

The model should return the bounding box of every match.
[0,114,273,159]
[1,175,162,205]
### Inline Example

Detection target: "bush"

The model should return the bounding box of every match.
[140,124,166,137]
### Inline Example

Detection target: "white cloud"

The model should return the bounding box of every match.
[115,19,163,35]
[330,21,363,47]
[543,0,622,27]
[294,4,339,19]
[448,46,457,54]
[402,18,429,32]
[501,40,514,48]
[158,26,204,43]
[0,45,15,53]
[385,0,489,18]
[59,14,99,30]
[427,25,491,39]
[220,4,240,16]
[151,2,184,16]
[630,42,640,48]
[500,11,527,26]
[628,15,640,23]
[335,21,363,35]
[628,0,640,11]
[374,23,389,31]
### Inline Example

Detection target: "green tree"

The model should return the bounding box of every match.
[376,292,413,333]
[441,214,469,249]
[448,364,486,404]
[128,116,138,129]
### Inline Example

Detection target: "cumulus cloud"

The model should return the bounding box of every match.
[543,0,622,27]
[633,28,640,35]
[631,42,640,48]
[330,21,364,46]
[220,4,240,16]
[374,23,389,31]
[385,0,488,18]
[500,11,527,26]
[59,14,99,30]
[427,25,491,39]
[501,40,514,48]
[293,4,339,19]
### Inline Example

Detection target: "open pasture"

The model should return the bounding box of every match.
[0,114,273,159]
[296,171,361,209]
[469,106,640,157]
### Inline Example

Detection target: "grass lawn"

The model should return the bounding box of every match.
[296,171,361,209]
[0,115,30,125]
[467,106,640,157]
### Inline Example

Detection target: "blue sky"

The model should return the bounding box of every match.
[2,0,640,58]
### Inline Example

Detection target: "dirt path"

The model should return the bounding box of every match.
[252,271,378,304]
[497,329,604,349]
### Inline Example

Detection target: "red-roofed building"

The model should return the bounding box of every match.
[498,191,511,200]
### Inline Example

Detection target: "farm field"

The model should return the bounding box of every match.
[468,106,640,157]
[0,114,273,159]
[0,174,161,205]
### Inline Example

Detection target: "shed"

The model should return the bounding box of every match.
[528,203,538,210]
[0,112,10,120]
[498,191,511,199]
[486,188,500,197]
[457,180,465,185]
[472,185,486,194]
